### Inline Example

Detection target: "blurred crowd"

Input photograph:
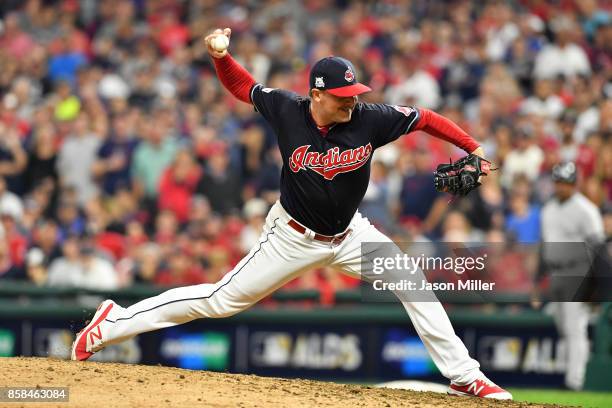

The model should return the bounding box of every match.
[0,0,610,296]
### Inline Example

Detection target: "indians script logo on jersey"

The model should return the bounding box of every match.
[289,144,373,180]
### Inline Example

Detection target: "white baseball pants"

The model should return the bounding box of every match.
[102,201,481,384]
[551,302,590,390]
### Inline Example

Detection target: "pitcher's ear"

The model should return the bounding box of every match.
[310,89,322,101]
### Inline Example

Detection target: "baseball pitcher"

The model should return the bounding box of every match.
[71,28,511,400]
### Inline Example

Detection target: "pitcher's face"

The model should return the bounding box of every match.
[311,89,357,124]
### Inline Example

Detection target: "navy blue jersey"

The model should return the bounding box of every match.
[250,83,420,235]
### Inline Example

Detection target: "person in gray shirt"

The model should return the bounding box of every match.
[536,161,605,390]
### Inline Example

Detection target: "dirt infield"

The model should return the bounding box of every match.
[2,357,562,408]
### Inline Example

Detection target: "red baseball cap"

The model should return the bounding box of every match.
[309,56,372,97]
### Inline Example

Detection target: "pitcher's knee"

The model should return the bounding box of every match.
[215,303,248,318]
[192,287,254,318]
[202,298,251,318]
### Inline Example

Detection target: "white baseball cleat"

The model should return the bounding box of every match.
[448,375,513,400]
[71,300,115,361]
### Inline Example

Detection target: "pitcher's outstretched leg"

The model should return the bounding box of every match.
[72,203,328,361]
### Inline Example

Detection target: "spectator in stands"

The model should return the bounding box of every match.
[454,152,503,228]
[398,148,445,235]
[204,245,232,284]
[253,147,282,205]
[92,113,138,195]
[21,197,42,232]
[0,125,27,194]
[48,34,87,85]
[21,1,62,47]
[131,242,162,284]
[477,62,523,123]
[500,127,544,190]
[104,190,135,234]
[0,224,23,280]
[482,229,533,293]
[187,195,212,227]
[81,195,107,235]
[127,65,157,111]
[23,121,58,194]
[442,43,487,104]
[131,115,179,208]
[154,209,179,248]
[56,196,86,240]
[582,176,607,210]
[1,204,27,268]
[482,3,520,63]
[78,242,119,290]
[505,178,541,244]
[571,79,600,144]
[519,79,565,119]
[559,109,580,163]
[577,0,611,41]
[385,54,440,109]
[56,112,102,206]
[196,141,242,216]
[47,235,118,290]
[441,210,484,243]
[0,176,24,222]
[0,12,36,61]
[234,34,271,84]
[361,160,393,232]
[239,198,268,254]
[25,246,46,285]
[157,147,202,224]
[238,124,266,185]
[124,219,148,252]
[9,76,39,124]
[46,234,80,287]
[155,246,205,286]
[590,20,612,72]
[153,9,190,56]
[533,15,591,80]
[30,219,61,264]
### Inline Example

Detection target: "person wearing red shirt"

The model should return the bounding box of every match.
[158,149,202,224]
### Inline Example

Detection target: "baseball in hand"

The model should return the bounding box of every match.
[211,35,229,52]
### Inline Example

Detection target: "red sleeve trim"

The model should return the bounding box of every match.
[213,53,257,104]
[413,108,480,153]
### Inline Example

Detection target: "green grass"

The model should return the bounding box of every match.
[510,389,612,408]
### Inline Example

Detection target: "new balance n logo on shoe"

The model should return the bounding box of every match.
[448,376,512,400]
[468,382,485,396]
[89,326,102,344]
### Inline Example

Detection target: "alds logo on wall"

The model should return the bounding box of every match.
[289,143,372,180]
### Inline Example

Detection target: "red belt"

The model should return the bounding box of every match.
[287,219,352,244]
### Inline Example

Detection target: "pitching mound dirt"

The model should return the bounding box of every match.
[2,357,563,407]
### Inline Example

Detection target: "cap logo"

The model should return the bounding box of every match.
[556,162,576,179]
[315,77,325,88]
[344,68,354,83]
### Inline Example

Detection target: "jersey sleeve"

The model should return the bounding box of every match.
[369,104,420,148]
[250,83,299,128]
[581,203,605,242]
